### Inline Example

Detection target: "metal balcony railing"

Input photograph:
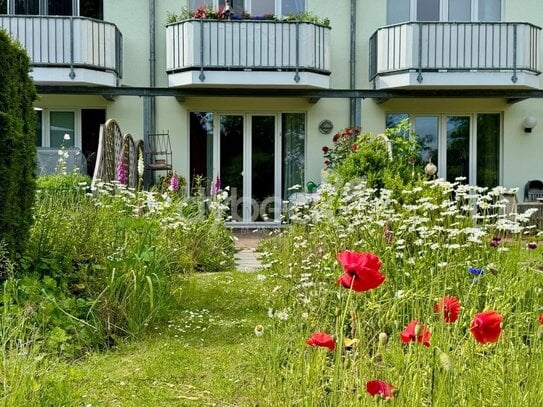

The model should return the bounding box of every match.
[166,19,330,83]
[369,22,540,83]
[0,15,123,81]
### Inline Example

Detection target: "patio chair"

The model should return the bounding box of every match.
[524,180,543,201]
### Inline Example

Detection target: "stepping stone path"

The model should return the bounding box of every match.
[233,230,266,272]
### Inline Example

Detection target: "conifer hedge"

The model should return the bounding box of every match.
[0,29,37,266]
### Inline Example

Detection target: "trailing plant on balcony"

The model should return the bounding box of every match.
[166,6,330,27]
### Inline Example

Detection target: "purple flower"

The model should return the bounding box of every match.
[468,267,484,276]
[117,160,127,185]
[490,240,500,248]
[211,177,221,196]
[170,171,179,192]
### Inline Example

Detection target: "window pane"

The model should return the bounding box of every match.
[414,116,439,166]
[282,113,305,200]
[417,0,439,21]
[449,0,471,21]
[80,0,103,19]
[386,113,409,128]
[189,0,214,10]
[15,0,39,14]
[446,116,470,183]
[48,0,72,16]
[0,0,7,15]
[189,112,214,193]
[387,0,410,24]
[251,0,274,16]
[478,0,500,21]
[476,114,500,187]
[50,112,75,148]
[220,115,244,221]
[35,110,42,147]
[252,116,275,221]
[282,0,305,15]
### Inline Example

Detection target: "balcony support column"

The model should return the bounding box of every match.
[512,24,518,83]
[349,0,358,127]
[69,17,75,80]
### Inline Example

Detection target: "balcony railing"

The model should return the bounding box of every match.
[166,19,331,88]
[370,22,541,88]
[0,15,122,86]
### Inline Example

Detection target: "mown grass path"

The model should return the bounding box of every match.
[45,272,269,406]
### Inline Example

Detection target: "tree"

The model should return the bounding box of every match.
[0,29,37,268]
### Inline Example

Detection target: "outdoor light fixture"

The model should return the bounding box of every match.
[523,116,537,133]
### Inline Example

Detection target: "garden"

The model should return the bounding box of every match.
[1,29,543,406]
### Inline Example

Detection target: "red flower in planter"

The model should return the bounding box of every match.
[336,251,385,292]
[434,295,461,323]
[470,310,503,344]
[366,380,396,399]
[401,320,431,347]
[306,332,335,351]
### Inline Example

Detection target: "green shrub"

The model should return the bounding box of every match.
[0,30,37,265]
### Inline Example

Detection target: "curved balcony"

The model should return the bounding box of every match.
[166,19,331,88]
[370,22,541,89]
[0,15,122,87]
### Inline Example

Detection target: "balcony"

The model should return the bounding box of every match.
[370,22,541,89]
[166,19,331,88]
[0,16,122,87]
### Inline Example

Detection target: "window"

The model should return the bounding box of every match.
[5,0,102,18]
[386,0,501,24]
[189,0,304,16]
[449,0,471,21]
[386,113,501,187]
[417,0,439,21]
[50,112,75,148]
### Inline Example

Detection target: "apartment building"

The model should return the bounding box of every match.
[1,0,542,225]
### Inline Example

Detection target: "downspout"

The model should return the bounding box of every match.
[144,0,156,185]
[349,0,361,128]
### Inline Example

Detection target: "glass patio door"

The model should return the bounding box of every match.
[218,114,280,224]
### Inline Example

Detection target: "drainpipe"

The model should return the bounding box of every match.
[349,0,361,128]
[144,0,156,185]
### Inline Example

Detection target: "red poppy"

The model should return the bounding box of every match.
[306,332,335,351]
[366,380,395,399]
[434,295,461,323]
[470,310,503,344]
[352,144,358,151]
[401,320,431,347]
[538,314,543,325]
[336,251,385,292]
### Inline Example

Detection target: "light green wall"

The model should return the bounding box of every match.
[35,1,543,197]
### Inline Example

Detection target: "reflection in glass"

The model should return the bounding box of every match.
[14,0,39,14]
[48,0,72,16]
[50,112,75,148]
[414,116,439,165]
[252,116,275,221]
[478,0,501,21]
[386,0,410,24]
[190,112,214,193]
[282,113,305,200]
[449,0,471,21]
[446,116,470,183]
[220,115,244,220]
[476,114,500,187]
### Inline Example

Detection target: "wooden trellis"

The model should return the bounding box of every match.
[92,119,144,190]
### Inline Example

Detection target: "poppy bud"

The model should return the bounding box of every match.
[378,332,388,346]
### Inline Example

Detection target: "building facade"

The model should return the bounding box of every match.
[1,0,543,225]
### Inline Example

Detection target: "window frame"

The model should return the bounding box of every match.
[37,109,81,148]
[385,112,503,186]
[189,0,306,16]
[386,0,503,24]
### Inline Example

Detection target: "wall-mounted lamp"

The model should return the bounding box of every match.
[319,120,333,134]
[523,116,537,133]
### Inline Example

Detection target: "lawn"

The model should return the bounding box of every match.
[38,272,270,406]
